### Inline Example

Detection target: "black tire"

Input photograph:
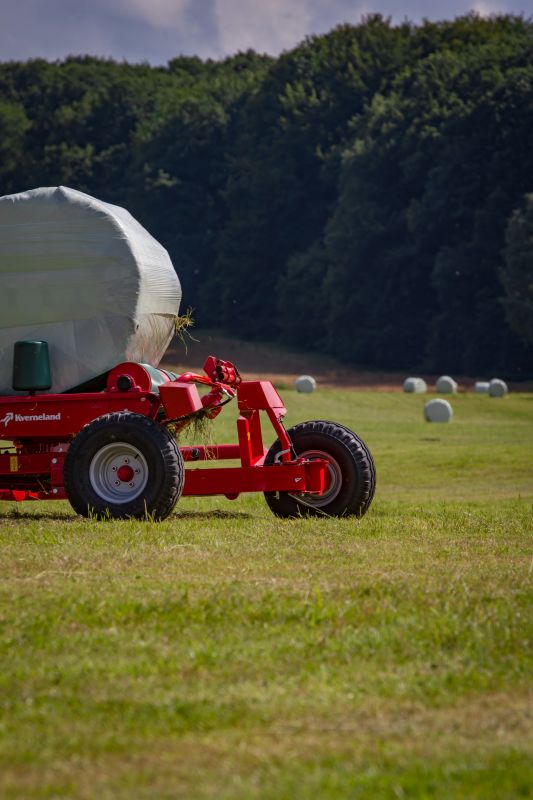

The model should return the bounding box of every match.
[264,419,376,518]
[64,412,184,520]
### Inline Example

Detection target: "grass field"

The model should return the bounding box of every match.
[1,389,532,799]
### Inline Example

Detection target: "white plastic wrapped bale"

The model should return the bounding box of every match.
[424,399,453,423]
[474,381,490,394]
[0,186,181,394]
[489,378,508,398]
[295,375,317,393]
[436,375,458,394]
[403,377,427,393]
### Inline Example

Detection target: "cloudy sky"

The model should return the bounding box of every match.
[1,0,529,64]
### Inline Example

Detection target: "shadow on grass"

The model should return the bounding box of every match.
[173,509,252,520]
[0,508,252,521]
[0,508,77,521]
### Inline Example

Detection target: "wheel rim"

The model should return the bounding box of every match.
[89,442,149,504]
[291,449,343,507]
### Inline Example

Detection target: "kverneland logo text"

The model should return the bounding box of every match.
[1,411,61,426]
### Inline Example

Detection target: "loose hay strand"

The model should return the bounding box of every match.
[172,307,197,354]
[180,411,215,453]
[165,409,216,458]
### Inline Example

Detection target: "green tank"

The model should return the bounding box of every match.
[12,341,52,391]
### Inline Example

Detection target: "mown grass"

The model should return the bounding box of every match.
[1,390,532,798]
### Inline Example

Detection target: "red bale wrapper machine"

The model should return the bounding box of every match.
[0,344,376,520]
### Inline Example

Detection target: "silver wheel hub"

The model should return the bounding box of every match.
[293,449,342,507]
[89,442,149,504]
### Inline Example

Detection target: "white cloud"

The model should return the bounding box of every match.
[471,0,507,13]
[214,0,314,54]
[213,0,381,56]
[113,0,192,29]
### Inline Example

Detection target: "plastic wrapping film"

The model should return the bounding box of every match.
[0,186,181,394]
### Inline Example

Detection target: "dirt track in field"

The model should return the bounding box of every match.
[162,330,533,392]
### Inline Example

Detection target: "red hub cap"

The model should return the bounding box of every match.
[117,464,135,483]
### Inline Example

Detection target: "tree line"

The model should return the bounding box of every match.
[1,14,532,377]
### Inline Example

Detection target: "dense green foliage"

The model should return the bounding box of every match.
[501,193,533,346]
[1,14,532,376]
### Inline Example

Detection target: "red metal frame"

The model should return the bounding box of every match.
[0,357,327,505]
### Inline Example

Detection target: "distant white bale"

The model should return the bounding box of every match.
[403,377,427,393]
[295,375,317,393]
[436,375,458,394]
[474,381,490,394]
[424,398,453,423]
[489,378,508,398]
